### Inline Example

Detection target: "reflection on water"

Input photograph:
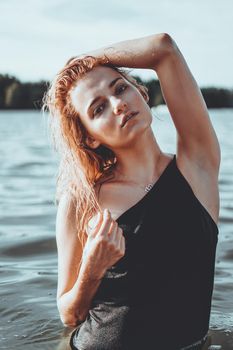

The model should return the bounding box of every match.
[0,109,233,349]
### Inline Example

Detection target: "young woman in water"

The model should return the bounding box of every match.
[44,33,220,349]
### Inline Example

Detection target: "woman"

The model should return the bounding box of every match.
[44,33,220,349]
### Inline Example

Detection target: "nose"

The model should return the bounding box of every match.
[111,97,128,115]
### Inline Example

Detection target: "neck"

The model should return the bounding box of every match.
[113,128,162,184]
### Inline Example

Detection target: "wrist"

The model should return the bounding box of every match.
[80,256,106,281]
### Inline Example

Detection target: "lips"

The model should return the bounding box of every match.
[121,112,139,128]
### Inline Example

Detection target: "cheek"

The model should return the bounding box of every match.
[95,118,119,140]
[89,119,113,140]
[129,89,144,104]
[99,118,115,130]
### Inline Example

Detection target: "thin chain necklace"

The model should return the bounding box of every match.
[144,183,155,192]
[114,154,163,193]
[114,170,156,193]
[127,180,155,193]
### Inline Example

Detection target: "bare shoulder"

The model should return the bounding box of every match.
[176,151,220,225]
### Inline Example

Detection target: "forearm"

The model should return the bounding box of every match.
[85,32,174,70]
[57,259,105,327]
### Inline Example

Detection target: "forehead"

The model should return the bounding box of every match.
[70,66,123,116]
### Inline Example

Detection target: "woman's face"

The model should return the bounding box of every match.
[70,65,152,151]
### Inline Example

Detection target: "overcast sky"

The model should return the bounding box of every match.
[0,0,232,88]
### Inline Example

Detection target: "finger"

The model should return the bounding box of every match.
[96,209,113,237]
[117,227,124,244]
[119,234,125,255]
[110,226,123,247]
[89,211,103,237]
[108,220,117,236]
[108,221,118,242]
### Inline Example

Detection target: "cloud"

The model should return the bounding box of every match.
[0,0,232,87]
[43,0,141,24]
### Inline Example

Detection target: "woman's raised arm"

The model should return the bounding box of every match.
[83,33,220,172]
[82,32,169,70]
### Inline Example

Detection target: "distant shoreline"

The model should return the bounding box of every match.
[1,73,233,110]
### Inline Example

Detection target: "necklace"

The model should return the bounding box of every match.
[144,183,155,192]
[114,170,156,193]
[114,155,164,193]
[129,182,155,193]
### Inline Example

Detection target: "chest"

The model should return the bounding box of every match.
[102,185,150,221]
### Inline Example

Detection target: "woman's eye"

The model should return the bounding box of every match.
[93,103,105,116]
[92,85,127,116]
[116,84,127,94]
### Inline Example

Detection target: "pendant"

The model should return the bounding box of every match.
[145,183,154,192]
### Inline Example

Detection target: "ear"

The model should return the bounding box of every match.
[85,135,101,149]
[138,86,149,103]
[143,92,149,103]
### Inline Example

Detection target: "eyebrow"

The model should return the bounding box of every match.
[87,77,123,112]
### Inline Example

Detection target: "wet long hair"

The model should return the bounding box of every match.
[43,55,149,248]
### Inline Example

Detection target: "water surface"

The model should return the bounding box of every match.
[0,109,233,349]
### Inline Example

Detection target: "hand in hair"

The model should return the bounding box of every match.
[65,53,88,66]
[82,208,125,280]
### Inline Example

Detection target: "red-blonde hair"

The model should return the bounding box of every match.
[43,55,149,248]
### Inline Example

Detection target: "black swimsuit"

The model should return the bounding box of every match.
[70,154,219,350]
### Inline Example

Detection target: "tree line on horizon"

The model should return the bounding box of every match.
[0,73,233,110]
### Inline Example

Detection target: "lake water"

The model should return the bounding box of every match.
[0,109,233,349]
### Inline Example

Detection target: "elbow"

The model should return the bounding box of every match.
[158,32,177,51]
[59,310,85,328]
[60,314,79,328]
[57,300,78,328]
[153,32,178,69]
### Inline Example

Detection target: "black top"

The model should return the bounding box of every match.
[71,154,219,350]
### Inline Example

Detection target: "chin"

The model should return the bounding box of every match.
[124,123,149,143]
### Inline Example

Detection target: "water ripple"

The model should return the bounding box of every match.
[0,109,233,349]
